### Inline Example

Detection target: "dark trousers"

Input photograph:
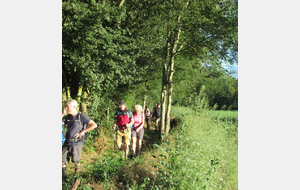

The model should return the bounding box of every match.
[146,118,151,129]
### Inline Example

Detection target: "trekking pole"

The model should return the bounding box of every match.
[114,129,116,151]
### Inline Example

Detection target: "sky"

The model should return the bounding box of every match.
[228,66,238,78]
[222,62,238,78]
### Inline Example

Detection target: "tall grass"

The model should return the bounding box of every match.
[62,98,238,189]
[160,106,238,189]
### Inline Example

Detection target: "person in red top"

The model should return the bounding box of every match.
[132,105,145,157]
[113,100,134,158]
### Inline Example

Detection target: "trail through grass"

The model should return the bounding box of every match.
[62,107,238,189]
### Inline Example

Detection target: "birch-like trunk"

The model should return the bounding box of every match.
[66,87,71,100]
[81,91,87,114]
[166,16,181,134]
[76,86,83,112]
[119,0,125,7]
[160,27,171,135]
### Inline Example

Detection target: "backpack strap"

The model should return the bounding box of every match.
[78,112,86,132]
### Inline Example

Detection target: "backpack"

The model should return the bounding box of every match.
[64,113,89,143]
[78,113,89,143]
[62,122,66,146]
[116,108,133,130]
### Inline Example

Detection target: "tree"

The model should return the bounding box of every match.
[62,0,166,111]
[156,0,238,134]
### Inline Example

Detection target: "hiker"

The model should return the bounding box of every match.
[62,99,97,179]
[152,103,157,118]
[144,106,152,130]
[153,103,161,132]
[132,105,145,157]
[113,100,134,158]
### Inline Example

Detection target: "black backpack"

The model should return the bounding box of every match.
[64,113,89,143]
[78,113,89,143]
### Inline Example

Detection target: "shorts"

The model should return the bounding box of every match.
[116,128,131,146]
[132,128,144,139]
[62,145,83,163]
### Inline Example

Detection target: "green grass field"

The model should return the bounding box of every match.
[213,110,238,124]
[62,107,238,189]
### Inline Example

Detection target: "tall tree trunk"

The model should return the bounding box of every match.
[62,88,67,103]
[119,0,125,7]
[81,91,87,114]
[143,95,146,111]
[166,16,181,134]
[160,26,171,135]
[76,86,83,111]
[66,87,71,100]
[62,68,70,100]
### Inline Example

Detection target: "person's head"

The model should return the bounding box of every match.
[65,99,78,115]
[145,106,149,111]
[118,100,126,111]
[134,105,143,114]
[157,103,160,107]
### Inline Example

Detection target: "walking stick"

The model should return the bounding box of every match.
[114,129,116,151]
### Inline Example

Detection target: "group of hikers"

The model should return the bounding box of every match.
[62,99,161,179]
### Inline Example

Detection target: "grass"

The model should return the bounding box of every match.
[213,110,238,124]
[62,106,238,189]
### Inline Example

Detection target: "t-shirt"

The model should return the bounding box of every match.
[154,107,161,118]
[114,108,134,130]
[63,113,91,146]
[145,110,152,119]
[133,112,144,130]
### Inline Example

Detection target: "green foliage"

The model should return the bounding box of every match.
[86,152,126,181]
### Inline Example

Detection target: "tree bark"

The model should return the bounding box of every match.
[76,86,83,111]
[81,91,87,114]
[166,16,181,134]
[143,95,146,111]
[66,87,71,100]
[119,0,125,8]
[160,26,171,135]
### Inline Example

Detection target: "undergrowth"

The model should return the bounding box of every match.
[62,99,238,189]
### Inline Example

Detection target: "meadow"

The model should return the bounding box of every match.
[62,107,238,190]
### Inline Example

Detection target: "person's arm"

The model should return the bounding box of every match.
[113,111,118,130]
[126,111,134,128]
[136,114,145,132]
[75,120,97,138]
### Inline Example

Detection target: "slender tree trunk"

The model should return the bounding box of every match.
[66,87,71,100]
[62,88,67,102]
[62,68,70,100]
[160,26,171,135]
[76,86,83,111]
[166,16,181,134]
[119,0,125,7]
[143,95,146,111]
[81,91,87,114]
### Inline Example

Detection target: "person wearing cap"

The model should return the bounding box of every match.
[153,103,161,132]
[113,100,134,158]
